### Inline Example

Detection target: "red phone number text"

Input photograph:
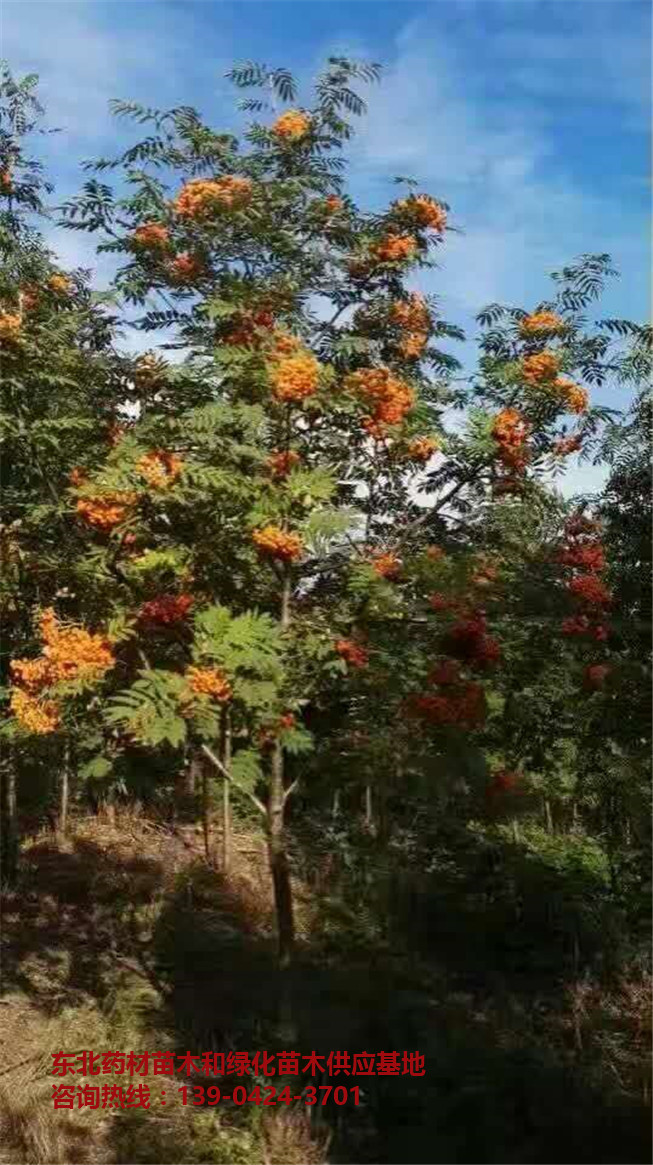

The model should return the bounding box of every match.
[52,1083,361,1110]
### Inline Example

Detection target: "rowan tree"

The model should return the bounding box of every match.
[0,65,132,865]
[4,59,649,987]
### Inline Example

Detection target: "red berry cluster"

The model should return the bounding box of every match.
[405,682,486,729]
[138,594,194,626]
[556,515,613,685]
[441,612,501,670]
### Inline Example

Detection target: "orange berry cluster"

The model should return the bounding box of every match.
[134,352,166,385]
[48,273,72,295]
[406,436,439,463]
[267,450,301,478]
[521,351,560,384]
[252,525,303,562]
[492,408,531,475]
[471,556,500,588]
[335,638,369,668]
[268,349,320,403]
[107,421,130,447]
[20,285,39,312]
[210,176,253,209]
[390,293,430,359]
[224,309,275,348]
[76,491,137,531]
[138,594,194,625]
[166,253,205,285]
[10,609,114,734]
[267,330,302,360]
[187,665,232,702]
[398,332,427,359]
[138,450,183,490]
[554,378,589,415]
[0,312,21,343]
[173,176,252,220]
[323,194,344,214]
[345,367,415,432]
[371,551,402,580]
[395,194,447,233]
[132,222,170,250]
[9,689,60,735]
[520,310,563,335]
[271,110,311,140]
[371,233,418,264]
[390,295,430,332]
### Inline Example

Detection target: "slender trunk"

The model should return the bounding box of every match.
[174,749,197,825]
[201,767,211,864]
[221,710,232,875]
[331,788,340,820]
[3,756,18,884]
[544,797,553,834]
[59,740,70,837]
[364,784,374,831]
[267,571,295,970]
[222,780,231,873]
[268,744,295,969]
[185,752,197,796]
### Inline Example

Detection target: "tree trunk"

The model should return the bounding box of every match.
[268,739,296,1044]
[265,568,297,1044]
[331,788,340,820]
[185,753,197,796]
[201,767,211,864]
[221,711,232,874]
[268,742,295,969]
[173,750,198,826]
[3,756,18,884]
[364,784,374,831]
[268,571,295,969]
[544,797,553,834]
[59,741,70,837]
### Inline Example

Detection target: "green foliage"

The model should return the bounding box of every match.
[192,606,284,679]
[106,670,190,748]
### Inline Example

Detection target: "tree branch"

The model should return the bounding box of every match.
[283,778,299,804]
[395,470,484,546]
[201,743,266,817]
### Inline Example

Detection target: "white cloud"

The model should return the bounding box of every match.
[0,0,220,149]
[3,0,647,404]
[345,10,648,419]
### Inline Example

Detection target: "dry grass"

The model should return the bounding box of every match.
[0,810,327,1165]
[0,995,122,1164]
[262,1108,330,1165]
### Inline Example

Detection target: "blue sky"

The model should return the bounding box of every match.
[2,0,650,492]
